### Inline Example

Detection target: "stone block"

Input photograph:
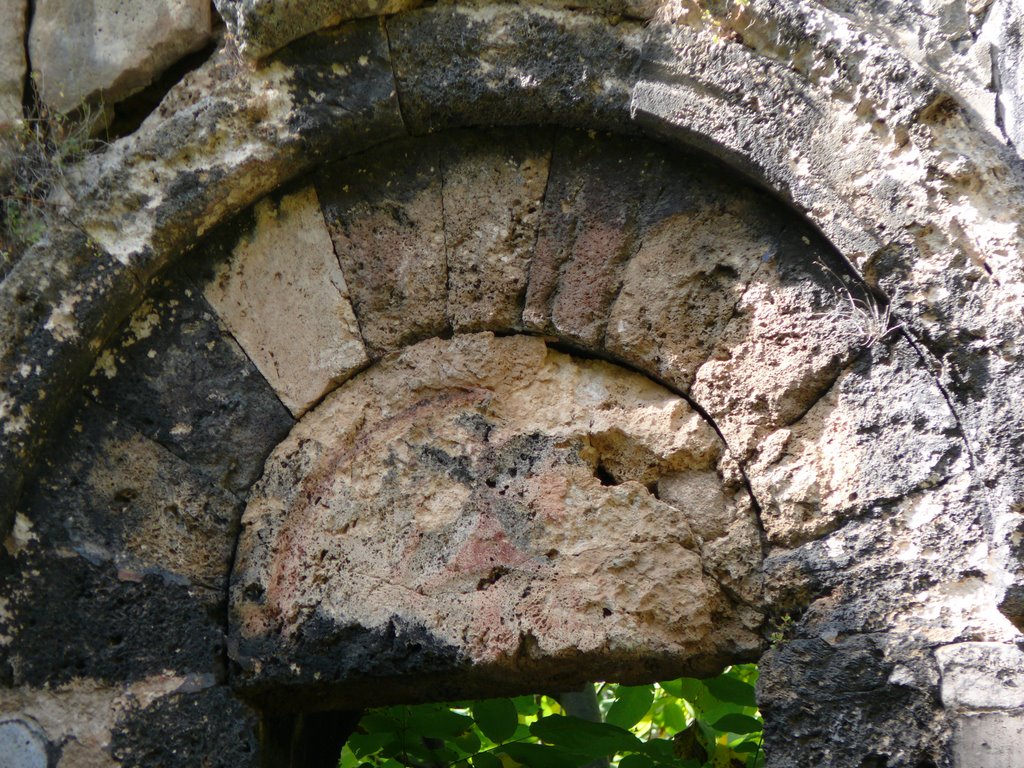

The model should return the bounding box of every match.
[29,0,211,112]
[89,257,294,497]
[937,642,1024,710]
[953,711,1024,768]
[689,227,860,460]
[230,333,760,709]
[603,154,769,392]
[523,131,663,346]
[215,0,424,59]
[441,128,552,332]
[749,341,965,547]
[388,4,644,133]
[0,0,26,128]
[0,717,48,768]
[204,187,368,417]
[316,136,448,357]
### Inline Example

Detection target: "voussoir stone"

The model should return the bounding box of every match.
[29,0,212,113]
[215,0,424,59]
[230,333,762,709]
[204,186,368,416]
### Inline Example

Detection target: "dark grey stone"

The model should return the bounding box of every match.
[388,5,643,134]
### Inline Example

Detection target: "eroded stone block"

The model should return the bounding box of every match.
[29,0,211,113]
[230,333,761,708]
[317,137,448,357]
[604,173,769,392]
[524,131,663,346]
[442,128,552,332]
[89,263,294,497]
[749,341,965,547]
[204,187,367,416]
[215,0,424,59]
[937,642,1024,710]
[953,710,1024,768]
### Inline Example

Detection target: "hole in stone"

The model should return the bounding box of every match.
[476,566,510,590]
[594,463,618,486]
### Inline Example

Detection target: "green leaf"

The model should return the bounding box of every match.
[513,695,540,716]
[703,675,757,708]
[710,714,762,735]
[346,732,393,759]
[473,698,519,743]
[659,678,705,703]
[660,702,687,732]
[617,754,656,768]
[530,715,641,757]
[639,738,701,768]
[501,743,587,768]
[405,706,475,739]
[454,729,482,755]
[606,685,654,730]
[472,752,503,768]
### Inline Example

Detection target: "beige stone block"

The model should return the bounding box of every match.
[231,333,761,705]
[0,0,26,127]
[604,203,765,392]
[29,0,211,112]
[953,711,1024,768]
[937,643,1024,710]
[205,187,368,416]
[442,128,551,332]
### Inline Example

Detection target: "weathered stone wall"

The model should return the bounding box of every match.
[1,2,1024,768]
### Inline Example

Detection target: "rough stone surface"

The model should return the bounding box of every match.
[231,333,761,709]
[0,0,26,128]
[204,187,368,416]
[388,4,645,133]
[988,0,1024,150]
[936,642,1024,710]
[750,340,965,547]
[442,128,552,332]
[29,0,212,113]
[215,0,423,59]
[953,711,1024,768]
[0,717,49,768]
[523,131,663,346]
[2,1,1024,765]
[88,257,295,497]
[316,137,448,357]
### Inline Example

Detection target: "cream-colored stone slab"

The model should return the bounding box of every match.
[0,0,26,128]
[205,187,367,416]
[231,333,762,704]
[29,0,211,113]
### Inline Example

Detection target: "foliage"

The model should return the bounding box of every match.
[0,89,101,277]
[338,666,764,768]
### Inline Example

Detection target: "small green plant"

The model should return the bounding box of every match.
[768,614,794,647]
[339,666,764,768]
[0,84,102,277]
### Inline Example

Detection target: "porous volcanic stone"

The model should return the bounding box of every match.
[441,128,552,332]
[204,187,368,416]
[89,258,294,497]
[215,0,423,59]
[230,333,761,709]
[523,131,663,346]
[29,0,211,113]
[317,136,448,357]
[749,340,964,548]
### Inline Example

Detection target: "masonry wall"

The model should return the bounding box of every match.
[2,2,1024,767]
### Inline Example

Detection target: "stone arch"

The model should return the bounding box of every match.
[2,3,1024,767]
